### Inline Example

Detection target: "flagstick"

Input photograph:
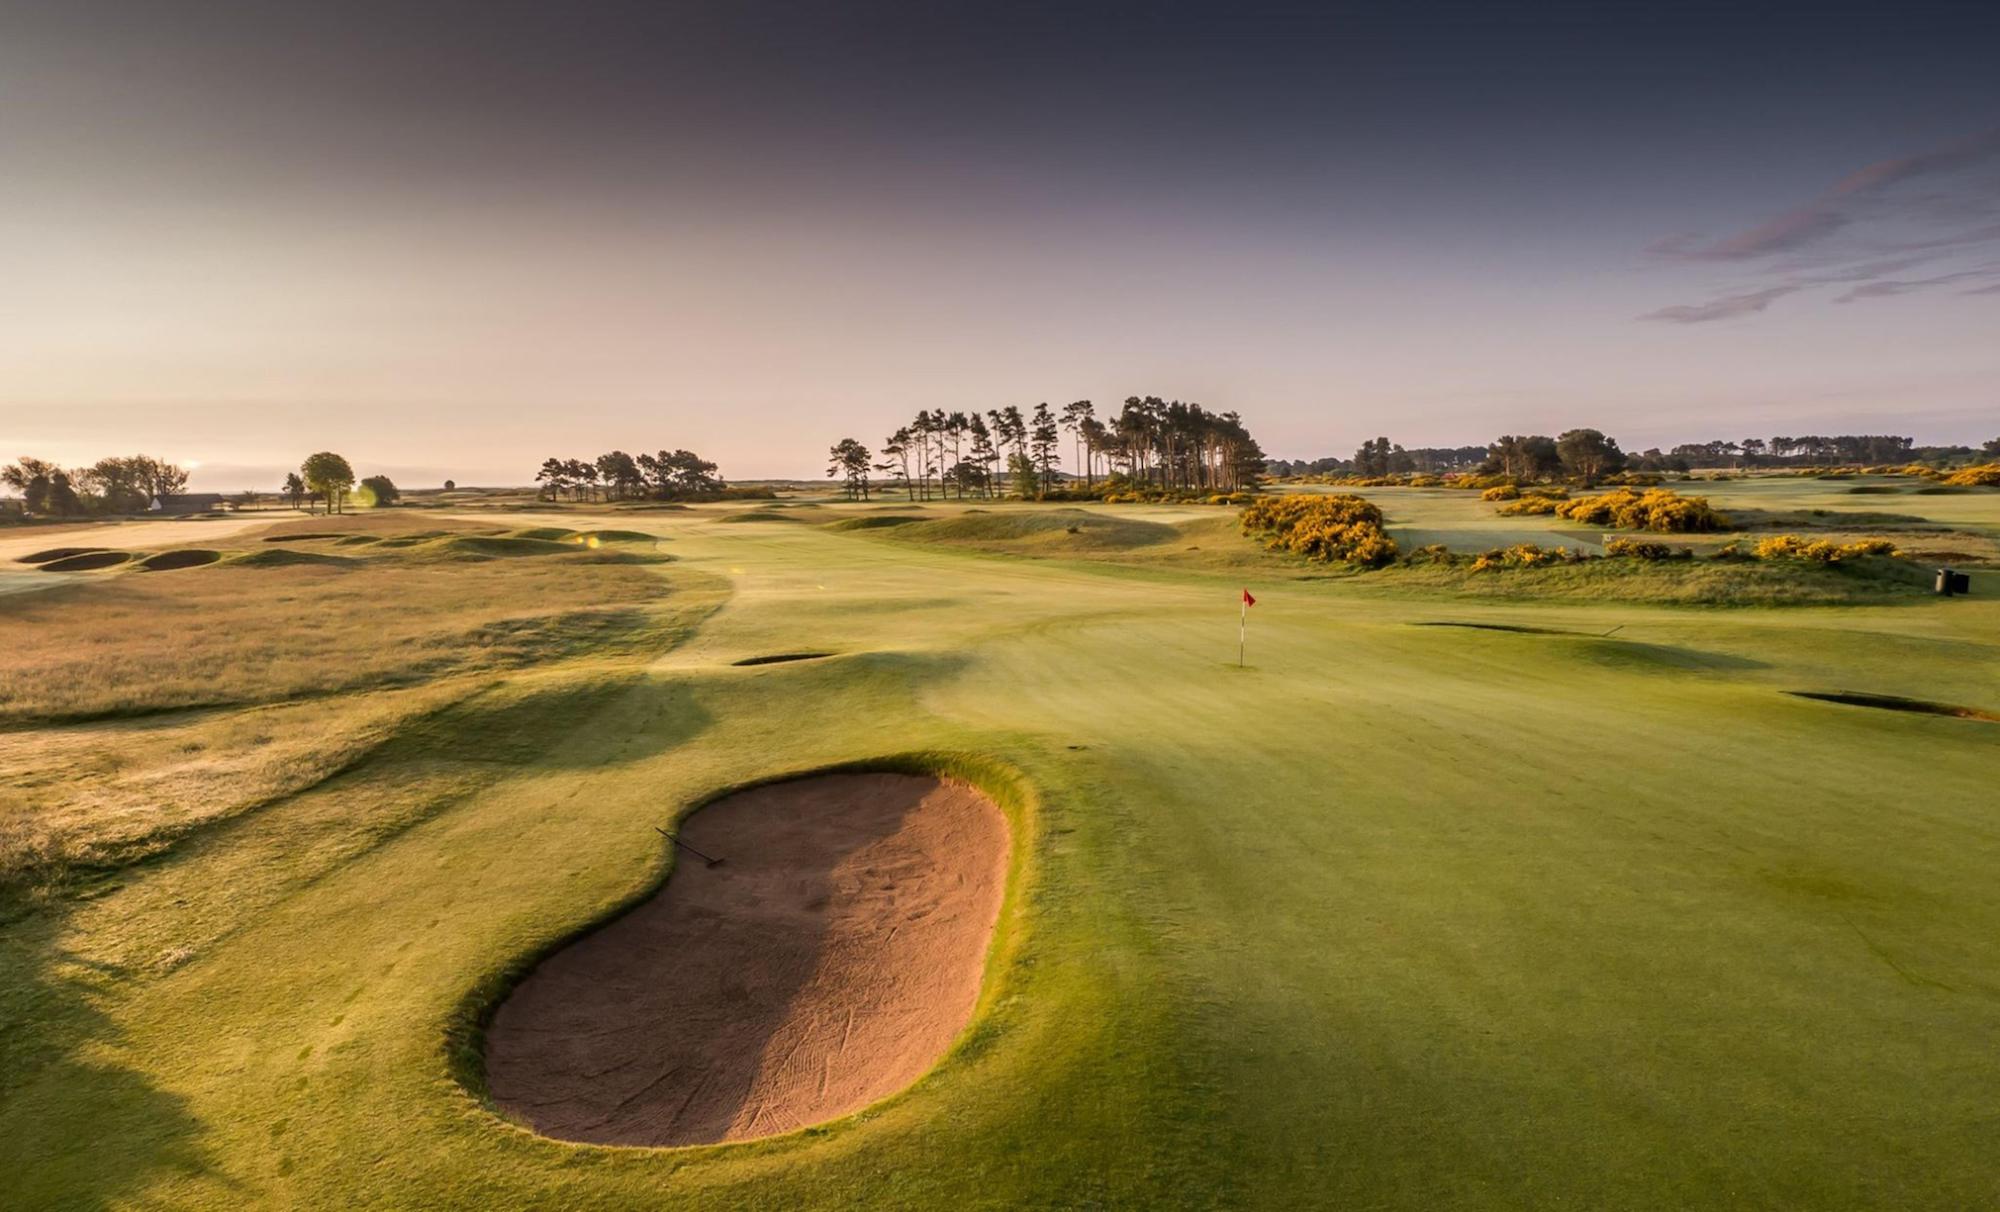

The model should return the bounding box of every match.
[1239,597,1246,668]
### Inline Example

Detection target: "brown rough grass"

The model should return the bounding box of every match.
[0,548,675,725]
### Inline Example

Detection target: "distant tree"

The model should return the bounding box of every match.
[1008,451,1039,500]
[946,459,989,497]
[1556,428,1626,485]
[535,458,570,501]
[283,472,306,511]
[1487,434,1563,481]
[1029,402,1061,491]
[876,428,914,499]
[358,474,400,506]
[442,479,456,491]
[595,451,643,500]
[966,414,998,498]
[1984,437,2000,458]
[233,490,258,511]
[131,455,190,505]
[827,438,872,500]
[301,451,356,515]
[40,470,84,516]
[1060,400,1095,488]
[567,458,598,502]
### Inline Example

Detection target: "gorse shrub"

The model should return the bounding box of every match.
[1480,485,1521,501]
[1603,538,1692,561]
[1752,535,1902,563]
[1943,464,2000,487]
[1555,488,1728,532]
[1469,543,1590,571]
[1239,494,1399,566]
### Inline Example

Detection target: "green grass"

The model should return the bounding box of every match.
[4,491,2000,1208]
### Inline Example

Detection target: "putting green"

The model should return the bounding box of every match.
[4,495,1999,1208]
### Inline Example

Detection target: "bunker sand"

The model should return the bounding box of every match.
[483,772,1009,1146]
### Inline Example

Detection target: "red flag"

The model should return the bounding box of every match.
[1242,589,1256,607]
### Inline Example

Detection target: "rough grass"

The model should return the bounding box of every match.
[0,550,688,725]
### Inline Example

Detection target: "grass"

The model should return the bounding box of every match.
[0,527,697,726]
[4,489,2000,1208]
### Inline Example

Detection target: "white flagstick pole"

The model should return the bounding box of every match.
[1239,595,1246,667]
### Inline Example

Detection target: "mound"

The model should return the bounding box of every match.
[825,515,923,530]
[508,527,578,541]
[717,510,808,523]
[137,549,221,571]
[262,532,351,543]
[731,652,833,666]
[567,529,657,545]
[227,549,357,568]
[483,772,1009,1146]
[17,547,111,565]
[39,550,132,572]
[333,535,384,546]
[419,535,575,558]
[901,509,1177,550]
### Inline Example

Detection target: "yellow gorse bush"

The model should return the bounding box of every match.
[1555,488,1728,532]
[1752,535,1902,563]
[1239,494,1399,566]
[1943,464,2000,487]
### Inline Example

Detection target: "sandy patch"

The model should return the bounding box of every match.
[483,772,1010,1146]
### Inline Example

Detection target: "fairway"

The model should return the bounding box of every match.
[4,491,1998,1209]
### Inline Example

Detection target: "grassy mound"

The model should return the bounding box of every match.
[16,547,112,564]
[263,532,351,543]
[508,527,578,541]
[898,509,1178,551]
[825,515,925,530]
[718,510,809,523]
[137,549,222,571]
[227,549,358,569]
[39,551,133,572]
[567,529,657,544]
[416,535,576,559]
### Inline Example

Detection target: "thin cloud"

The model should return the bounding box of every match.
[1830,128,2000,196]
[1640,285,1800,323]
[1659,127,2000,263]
[1836,267,2000,302]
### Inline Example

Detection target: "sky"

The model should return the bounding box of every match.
[2,0,1997,488]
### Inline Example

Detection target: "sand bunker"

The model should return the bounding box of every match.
[483,772,1009,1146]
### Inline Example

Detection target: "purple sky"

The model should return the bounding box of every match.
[2,1,1996,488]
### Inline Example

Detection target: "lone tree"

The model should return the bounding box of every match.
[301,451,356,515]
[1556,428,1626,485]
[358,474,400,507]
[827,438,872,500]
[282,472,306,511]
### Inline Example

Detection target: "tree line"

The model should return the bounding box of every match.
[827,397,1266,501]
[1275,431,2000,480]
[1,454,191,516]
[534,450,724,501]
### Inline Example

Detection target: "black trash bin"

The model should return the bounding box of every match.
[1935,568,1972,596]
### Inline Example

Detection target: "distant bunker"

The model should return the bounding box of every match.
[483,772,1010,1146]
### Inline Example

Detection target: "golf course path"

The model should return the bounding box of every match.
[483,772,1010,1146]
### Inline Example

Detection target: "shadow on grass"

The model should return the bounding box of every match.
[0,919,215,1208]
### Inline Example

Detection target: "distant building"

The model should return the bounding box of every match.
[150,493,228,514]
